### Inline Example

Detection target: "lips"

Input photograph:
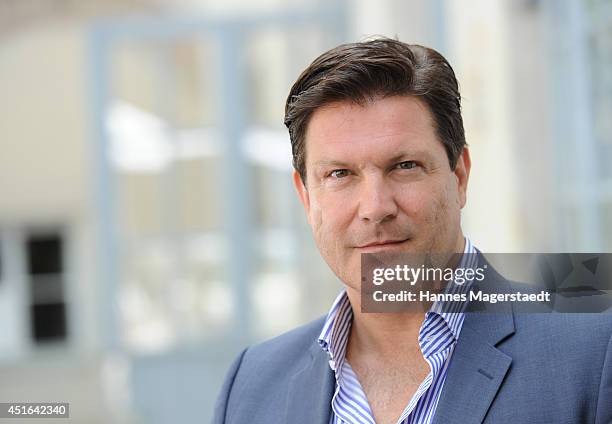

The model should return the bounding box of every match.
[355,238,410,253]
[357,239,408,248]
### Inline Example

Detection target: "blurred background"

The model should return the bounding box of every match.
[0,0,611,422]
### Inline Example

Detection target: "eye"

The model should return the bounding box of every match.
[395,161,417,170]
[329,169,350,179]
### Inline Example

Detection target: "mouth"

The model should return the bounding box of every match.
[354,238,410,253]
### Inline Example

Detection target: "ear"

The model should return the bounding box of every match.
[292,170,311,216]
[453,147,471,209]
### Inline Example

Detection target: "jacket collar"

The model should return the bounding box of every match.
[285,341,335,424]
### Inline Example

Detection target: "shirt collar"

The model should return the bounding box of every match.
[317,289,352,373]
[318,237,477,364]
[429,237,477,339]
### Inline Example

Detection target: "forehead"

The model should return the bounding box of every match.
[304,96,444,164]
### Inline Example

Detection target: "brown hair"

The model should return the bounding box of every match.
[284,37,466,184]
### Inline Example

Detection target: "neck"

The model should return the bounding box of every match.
[346,235,467,358]
[346,286,424,358]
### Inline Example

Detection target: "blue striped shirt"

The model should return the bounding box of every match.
[318,238,477,424]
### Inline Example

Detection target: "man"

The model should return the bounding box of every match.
[212,38,612,423]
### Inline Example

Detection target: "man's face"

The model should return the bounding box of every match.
[293,95,471,291]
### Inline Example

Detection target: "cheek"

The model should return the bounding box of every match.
[397,180,456,227]
[397,184,439,218]
[311,192,352,229]
[428,179,460,233]
[308,197,333,249]
[444,177,462,210]
[309,193,354,255]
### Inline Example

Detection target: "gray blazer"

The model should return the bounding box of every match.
[212,277,612,423]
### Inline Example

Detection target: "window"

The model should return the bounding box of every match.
[26,232,67,343]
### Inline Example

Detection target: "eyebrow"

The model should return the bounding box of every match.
[388,150,436,163]
[313,150,436,169]
[312,160,352,169]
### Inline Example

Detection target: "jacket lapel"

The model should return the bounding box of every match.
[285,342,335,424]
[431,312,514,424]
[432,255,516,424]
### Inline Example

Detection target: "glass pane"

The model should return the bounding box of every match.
[108,37,228,352]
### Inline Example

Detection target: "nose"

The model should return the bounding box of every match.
[357,174,398,224]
